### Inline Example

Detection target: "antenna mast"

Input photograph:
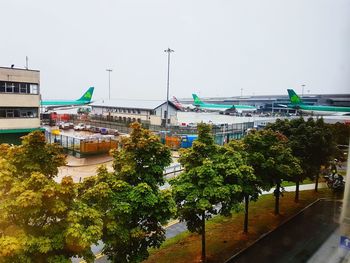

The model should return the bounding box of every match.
[25,56,29,69]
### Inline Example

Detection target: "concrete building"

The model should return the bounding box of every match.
[0,66,41,144]
[90,99,179,126]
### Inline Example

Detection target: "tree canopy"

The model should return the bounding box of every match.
[268,117,337,192]
[1,131,66,179]
[0,132,102,262]
[243,129,301,214]
[80,123,175,262]
[171,123,243,261]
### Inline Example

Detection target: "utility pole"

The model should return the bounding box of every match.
[106,69,113,99]
[164,48,174,129]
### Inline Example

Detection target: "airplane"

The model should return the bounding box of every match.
[287,89,350,116]
[41,87,94,110]
[172,96,195,111]
[192,94,257,113]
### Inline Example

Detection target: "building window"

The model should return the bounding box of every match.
[30,84,38,94]
[6,83,14,93]
[14,83,20,93]
[0,108,38,118]
[0,82,5,92]
[20,83,28,93]
[6,110,14,118]
[0,81,38,94]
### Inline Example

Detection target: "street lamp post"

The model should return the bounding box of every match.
[301,84,305,98]
[106,69,113,99]
[164,48,174,129]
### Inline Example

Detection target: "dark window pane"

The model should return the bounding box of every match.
[0,82,5,92]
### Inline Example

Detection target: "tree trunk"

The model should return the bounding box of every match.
[274,182,280,215]
[295,180,300,203]
[315,174,319,192]
[244,194,249,234]
[201,211,206,263]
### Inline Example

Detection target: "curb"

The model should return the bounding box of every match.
[224,198,323,263]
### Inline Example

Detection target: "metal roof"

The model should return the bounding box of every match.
[90,99,177,110]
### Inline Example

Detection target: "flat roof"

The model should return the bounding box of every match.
[91,99,177,110]
[0,66,40,72]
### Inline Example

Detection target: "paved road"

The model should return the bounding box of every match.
[227,199,342,263]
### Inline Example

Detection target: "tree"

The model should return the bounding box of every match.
[3,131,66,179]
[243,129,301,214]
[327,122,350,162]
[171,123,241,262]
[309,118,337,191]
[268,118,337,193]
[268,118,312,201]
[221,140,260,233]
[80,123,175,262]
[0,133,102,262]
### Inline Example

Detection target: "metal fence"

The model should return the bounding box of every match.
[45,131,118,158]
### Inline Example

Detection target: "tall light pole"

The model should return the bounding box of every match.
[164,48,174,129]
[106,69,113,99]
[301,84,305,98]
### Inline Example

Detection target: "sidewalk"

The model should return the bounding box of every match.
[65,154,113,167]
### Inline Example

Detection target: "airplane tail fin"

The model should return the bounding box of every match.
[287,89,303,105]
[77,87,94,102]
[172,96,183,110]
[192,94,203,105]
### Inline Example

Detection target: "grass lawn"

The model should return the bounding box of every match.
[281,178,314,187]
[145,188,337,263]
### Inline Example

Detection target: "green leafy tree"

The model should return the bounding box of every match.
[268,118,312,201]
[80,123,175,262]
[3,131,66,179]
[309,118,337,191]
[268,118,337,193]
[243,129,301,214]
[327,122,350,162]
[171,123,241,262]
[221,140,260,233]
[0,133,102,262]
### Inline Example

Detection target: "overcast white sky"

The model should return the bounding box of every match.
[1,0,350,100]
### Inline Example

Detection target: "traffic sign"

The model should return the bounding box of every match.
[340,236,350,250]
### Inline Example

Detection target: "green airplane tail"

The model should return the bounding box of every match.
[78,87,94,102]
[287,89,303,105]
[192,94,203,105]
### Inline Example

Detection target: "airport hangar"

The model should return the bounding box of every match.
[90,99,179,127]
[180,93,350,113]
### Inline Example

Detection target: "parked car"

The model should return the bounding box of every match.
[74,123,85,131]
[59,122,70,130]
[108,129,119,136]
[84,125,92,131]
[91,126,101,133]
[100,127,108,135]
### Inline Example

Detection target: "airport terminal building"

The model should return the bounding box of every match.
[0,67,42,144]
[180,93,350,113]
